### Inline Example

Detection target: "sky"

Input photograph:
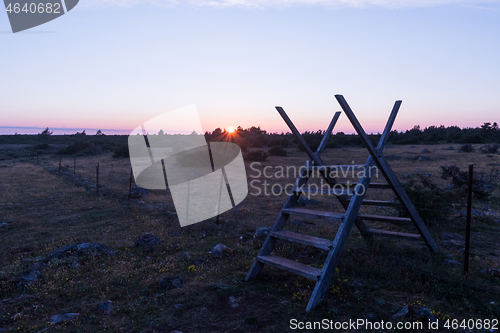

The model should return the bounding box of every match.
[1,0,499,135]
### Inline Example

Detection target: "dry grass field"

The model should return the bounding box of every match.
[1,143,499,332]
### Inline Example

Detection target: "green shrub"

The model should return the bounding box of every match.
[459,144,474,152]
[480,144,499,154]
[400,174,461,226]
[268,145,287,156]
[58,141,94,155]
[33,143,49,150]
[245,150,268,161]
[113,145,130,158]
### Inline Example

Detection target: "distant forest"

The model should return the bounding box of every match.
[205,122,500,152]
[1,122,499,157]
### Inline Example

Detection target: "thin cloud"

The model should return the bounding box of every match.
[82,0,500,8]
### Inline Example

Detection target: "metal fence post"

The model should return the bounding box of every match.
[96,163,100,195]
[464,164,473,277]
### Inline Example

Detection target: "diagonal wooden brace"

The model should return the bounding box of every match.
[335,95,439,254]
[305,99,403,311]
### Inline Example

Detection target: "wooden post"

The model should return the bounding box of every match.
[128,167,133,199]
[96,163,100,195]
[464,164,473,277]
[74,157,76,175]
[58,156,62,173]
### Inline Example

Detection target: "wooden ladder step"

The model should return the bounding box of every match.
[361,200,403,208]
[337,182,391,189]
[271,230,332,251]
[294,188,350,196]
[364,229,422,241]
[282,208,344,221]
[256,254,323,281]
[357,214,411,224]
[306,164,366,172]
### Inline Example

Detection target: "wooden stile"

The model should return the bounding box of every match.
[245,95,438,312]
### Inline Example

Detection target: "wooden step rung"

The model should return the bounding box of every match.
[357,214,411,224]
[336,182,391,189]
[305,165,366,172]
[294,188,350,196]
[271,230,332,251]
[364,229,422,241]
[256,254,323,280]
[361,200,403,208]
[282,208,344,222]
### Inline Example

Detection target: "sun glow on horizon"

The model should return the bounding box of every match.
[227,127,235,133]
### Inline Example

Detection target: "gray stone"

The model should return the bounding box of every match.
[45,242,116,261]
[71,261,81,268]
[180,252,193,258]
[254,227,271,238]
[421,149,431,153]
[444,259,463,266]
[211,244,230,256]
[129,186,150,199]
[487,269,500,277]
[133,233,162,248]
[174,304,183,309]
[160,276,185,290]
[460,210,484,217]
[296,197,319,207]
[97,300,113,314]
[50,313,79,324]
[31,261,46,271]
[16,269,42,285]
[210,283,228,290]
[391,305,409,319]
[419,308,443,328]
[417,156,430,161]
[0,222,9,228]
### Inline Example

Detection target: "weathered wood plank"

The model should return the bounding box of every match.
[364,229,422,241]
[361,200,403,208]
[357,214,411,223]
[293,188,350,196]
[257,254,322,280]
[306,165,366,172]
[336,182,391,189]
[271,230,333,250]
[282,208,344,221]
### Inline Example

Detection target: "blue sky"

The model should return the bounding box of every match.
[1,0,499,135]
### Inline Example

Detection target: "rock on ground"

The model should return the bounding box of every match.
[160,276,185,290]
[45,242,116,261]
[97,300,113,314]
[391,305,409,319]
[129,186,150,199]
[211,244,231,256]
[133,233,162,248]
[50,313,80,325]
[254,227,271,238]
[296,197,319,207]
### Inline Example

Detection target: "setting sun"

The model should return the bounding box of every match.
[228,127,235,133]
